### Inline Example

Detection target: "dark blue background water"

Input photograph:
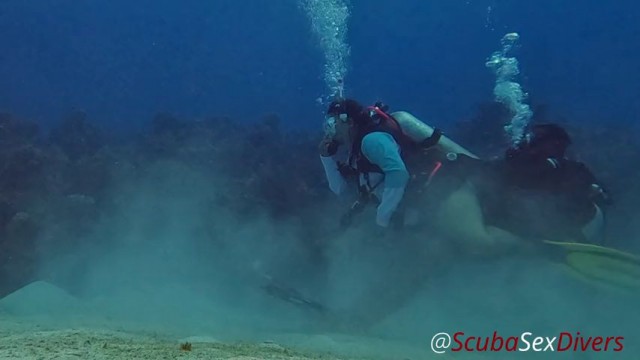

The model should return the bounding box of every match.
[0,0,637,134]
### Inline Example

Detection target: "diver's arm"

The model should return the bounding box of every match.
[320,155,348,196]
[361,132,410,227]
[318,135,349,196]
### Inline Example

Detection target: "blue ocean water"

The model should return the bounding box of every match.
[0,0,637,132]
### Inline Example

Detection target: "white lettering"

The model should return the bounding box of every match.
[519,332,532,351]
[544,337,557,351]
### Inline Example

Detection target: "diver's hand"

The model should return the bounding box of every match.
[372,225,391,240]
[372,224,403,245]
[319,137,339,157]
[389,209,405,231]
[375,211,403,233]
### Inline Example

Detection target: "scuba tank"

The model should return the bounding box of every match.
[389,111,479,159]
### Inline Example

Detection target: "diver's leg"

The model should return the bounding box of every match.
[434,181,529,257]
[581,204,605,244]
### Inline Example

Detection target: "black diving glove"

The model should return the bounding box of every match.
[339,198,366,229]
[337,162,358,178]
[319,137,339,157]
[338,186,379,229]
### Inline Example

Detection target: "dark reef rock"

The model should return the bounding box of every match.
[0,144,47,193]
[0,112,40,147]
[49,110,105,161]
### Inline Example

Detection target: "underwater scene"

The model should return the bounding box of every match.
[0,0,638,359]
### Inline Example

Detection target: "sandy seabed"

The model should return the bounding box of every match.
[0,314,463,360]
[0,281,462,360]
[3,269,639,360]
[0,320,337,360]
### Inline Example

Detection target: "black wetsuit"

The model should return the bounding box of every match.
[479,150,610,242]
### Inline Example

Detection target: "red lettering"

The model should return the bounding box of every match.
[577,334,592,352]
[476,336,489,352]
[604,337,614,351]
[572,332,581,352]
[557,332,572,352]
[491,331,503,351]
[505,336,518,352]
[591,337,603,351]
[464,336,476,351]
[614,337,624,352]
[451,332,464,352]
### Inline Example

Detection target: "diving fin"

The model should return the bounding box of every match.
[543,240,640,290]
[260,274,326,313]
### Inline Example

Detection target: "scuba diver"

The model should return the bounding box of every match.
[318,98,477,230]
[480,123,612,244]
[315,103,633,330]
[319,98,411,229]
[317,97,612,247]
[316,98,483,330]
[318,98,612,247]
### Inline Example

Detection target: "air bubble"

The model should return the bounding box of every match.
[486,32,532,146]
[300,0,351,100]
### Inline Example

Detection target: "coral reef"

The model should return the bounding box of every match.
[0,110,328,298]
